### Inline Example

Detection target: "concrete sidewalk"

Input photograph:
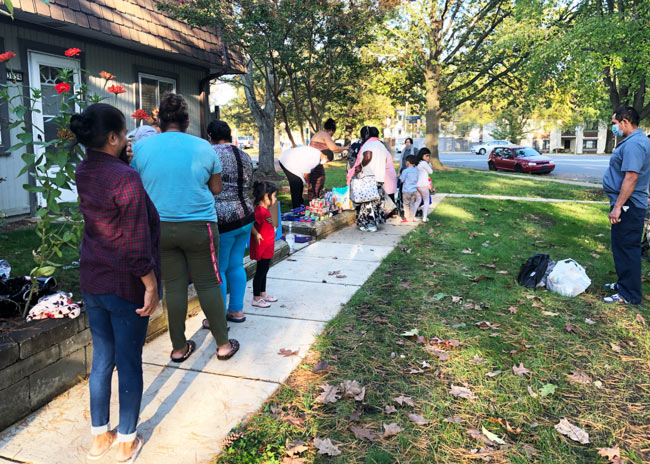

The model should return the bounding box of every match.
[0,213,425,464]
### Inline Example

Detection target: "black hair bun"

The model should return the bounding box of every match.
[69,114,93,145]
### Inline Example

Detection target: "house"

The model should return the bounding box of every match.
[0,0,243,218]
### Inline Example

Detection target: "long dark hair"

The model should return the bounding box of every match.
[69,103,126,149]
[417,147,431,163]
[252,181,278,206]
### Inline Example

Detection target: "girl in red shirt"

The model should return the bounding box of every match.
[250,181,279,308]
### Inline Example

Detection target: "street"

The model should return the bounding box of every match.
[438,153,610,182]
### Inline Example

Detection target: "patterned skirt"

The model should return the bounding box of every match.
[356,183,387,228]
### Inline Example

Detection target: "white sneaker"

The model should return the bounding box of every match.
[367,224,378,232]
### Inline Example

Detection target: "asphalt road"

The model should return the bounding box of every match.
[438,153,609,182]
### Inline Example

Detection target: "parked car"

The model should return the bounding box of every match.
[471,139,514,155]
[488,146,555,174]
[236,136,253,149]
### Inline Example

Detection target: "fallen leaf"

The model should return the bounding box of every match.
[382,423,403,437]
[408,368,424,374]
[408,414,429,426]
[393,396,415,407]
[475,321,499,330]
[312,360,329,373]
[542,311,559,316]
[469,354,486,365]
[282,415,305,428]
[471,275,494,282]
[485,370,502,378]
[527,386,538,398]
[450,385,476,400]
[343,326,353,332]
[328,270,341,276]
[401,328,419,337]
[467,428,496,446]
[554,418,589,444]
[598,446,621,462]
[533,301,546,308]
[636,313,646,325]
[426,346,450,361]
[591,252,600,259]
[585,318,596,325]
[481,426,506,445]
[285,441,308,456]
[462,248,474,254]
[399,282,410,288]
[336,274,347,279]
[497,270,509,275]
[340,380,365,401]
[384,405,397,414]
[610,342,622,353]
[279,348,299,357]
[451,295,463,303]
[350,425,377,441]
[444,416,463,423]
[512,363,532,377]
[282,457,307,464]
[316,384,340,404]
[540,383,556,397]
[480,263,497,269]
[421,360,431,368]
[593,380,603,389]
[349,411,361,422]
[565,322,576,333]
[314,437,341,456]
[566,370,592,385]
[507,306,518,314]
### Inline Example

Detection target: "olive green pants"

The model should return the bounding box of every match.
[160,221,228,350]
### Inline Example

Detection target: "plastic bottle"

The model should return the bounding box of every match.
[286,222,296,253]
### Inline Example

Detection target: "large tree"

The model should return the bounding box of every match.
[376,0,532,167]
[160,0,394,174]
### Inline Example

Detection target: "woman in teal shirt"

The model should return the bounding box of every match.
[132,93,239,362]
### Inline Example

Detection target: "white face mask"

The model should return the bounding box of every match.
[321,158,327,165]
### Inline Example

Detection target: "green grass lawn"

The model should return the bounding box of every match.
[216,198,650,464]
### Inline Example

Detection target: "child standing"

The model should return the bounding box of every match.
[399,155,419,222]
[416,148,434,223]
[250,181,279,308]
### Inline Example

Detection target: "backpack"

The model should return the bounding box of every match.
[517,254,550,289]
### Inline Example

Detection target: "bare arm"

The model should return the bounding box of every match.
[208,173,222,194]
[136,270,158,317]
[609,171,638,224]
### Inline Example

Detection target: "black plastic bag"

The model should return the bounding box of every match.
[517,254,550,289]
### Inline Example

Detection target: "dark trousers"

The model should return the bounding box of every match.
[280,162,305,209]
[83,293,149,439]
[611,201,645,304]
[308,164,326,201]
[253,258,271,296]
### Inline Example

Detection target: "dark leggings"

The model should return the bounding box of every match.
[253,258,271,296]
[280,162,305,209]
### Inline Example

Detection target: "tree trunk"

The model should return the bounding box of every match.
[425,67,444,169]
[605,129,614,154]
[242,62,277,176]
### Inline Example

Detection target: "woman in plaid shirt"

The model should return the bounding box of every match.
[72,103,160,463]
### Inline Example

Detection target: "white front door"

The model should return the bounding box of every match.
[28,51,81,206]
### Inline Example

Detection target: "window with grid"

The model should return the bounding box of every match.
[138,73,176,117]
[583,139,597,150]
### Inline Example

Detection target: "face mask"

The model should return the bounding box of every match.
[612,123,624,137]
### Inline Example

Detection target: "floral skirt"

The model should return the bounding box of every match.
[356,183,387,228]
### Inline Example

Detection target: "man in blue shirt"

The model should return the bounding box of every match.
[602,106,650,304]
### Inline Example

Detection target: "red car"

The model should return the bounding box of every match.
[488,147,555,174]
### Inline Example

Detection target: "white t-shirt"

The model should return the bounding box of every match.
[279,146,321,184]
[417,160,432,187]
[360,139,388,183]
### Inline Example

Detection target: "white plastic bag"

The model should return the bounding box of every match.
[547,259,591,297]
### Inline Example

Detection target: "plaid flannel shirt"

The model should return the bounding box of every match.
[76,150,161,306]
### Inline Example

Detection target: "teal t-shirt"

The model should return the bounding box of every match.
[132,132,222,222]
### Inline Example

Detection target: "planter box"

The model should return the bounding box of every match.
[282,210,356,239]
[0,315,91,430]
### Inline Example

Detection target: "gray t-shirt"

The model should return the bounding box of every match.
[602,129,650,208]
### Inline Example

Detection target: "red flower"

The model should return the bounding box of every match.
[64,48,82,57]
[107,84,126,95]
[131,109,150,120]
[0,51,16,63]
[100,70,116,80]
[55,82,71,94]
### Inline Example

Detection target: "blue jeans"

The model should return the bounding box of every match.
[611,202,645,304]
[83,293,149,442]
[218,222,254,313]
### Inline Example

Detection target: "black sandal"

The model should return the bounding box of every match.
[217,339,240,361]
[226,313,246,323]
[170,340,196,363]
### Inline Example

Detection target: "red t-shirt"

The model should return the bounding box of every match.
[249,206,275,260]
